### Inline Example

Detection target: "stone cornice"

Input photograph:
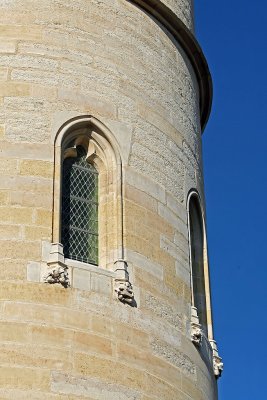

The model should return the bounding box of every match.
[129,0,213,132]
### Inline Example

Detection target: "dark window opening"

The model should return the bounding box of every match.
[61,145,98,265]
[189,196,207,335]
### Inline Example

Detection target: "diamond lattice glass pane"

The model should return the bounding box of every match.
[61,146,98,265]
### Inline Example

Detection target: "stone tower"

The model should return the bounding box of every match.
[0,0,222,399]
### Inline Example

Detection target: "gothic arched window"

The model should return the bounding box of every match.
[61,145,99,265]
[189,194,208,335]
[52,117,123,271]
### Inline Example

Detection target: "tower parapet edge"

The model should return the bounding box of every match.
[131,0,212,131]
[0,0,220,399]
[137,0,195,31]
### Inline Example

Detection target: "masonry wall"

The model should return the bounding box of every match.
[162,0,195,30]
[0,1,217,399]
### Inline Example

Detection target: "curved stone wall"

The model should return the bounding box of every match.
[162,0,194,30]
[0,1,217,399]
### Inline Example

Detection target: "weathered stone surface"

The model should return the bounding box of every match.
[51,371,140,400]
[0,0,217,399]
[151,338,196,378]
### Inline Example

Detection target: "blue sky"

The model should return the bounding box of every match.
[194,1,267,398]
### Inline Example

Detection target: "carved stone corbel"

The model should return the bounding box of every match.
[43,243,70,288]
[44,266,70,288]
[191,306,203,345]
[114,260,135,306]
[209,339,223,378]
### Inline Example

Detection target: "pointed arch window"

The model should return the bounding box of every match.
[52,117,124,272]
[61,145,99,265]
[189,194,208,336]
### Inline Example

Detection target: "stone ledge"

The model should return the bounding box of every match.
[65,258,115,278]
[28,242,135,304]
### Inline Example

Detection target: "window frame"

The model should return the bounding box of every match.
[187,190,213,340]
[61,144,99,265]
[52,116,124,271]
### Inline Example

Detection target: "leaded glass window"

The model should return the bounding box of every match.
[61,145,98,265]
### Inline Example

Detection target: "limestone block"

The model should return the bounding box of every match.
[91,273,112,296]
[126,249,163,280]
[10,190,51,209]
[164,264,185,297]
[27,261,41,282]
[0,224,21,240]
[160,235,189,265]
[0,240,40,260]
[0,142,53,162]
[73,268,91,291]
[151,338,196,378]
[0,343,72,371]
[116,342,181,388]
[0,389,72,400]
[0,158,19,175]
[166,192,187,223]
[19,160,53,179]
[11,69,79,89]
[158,203,188,238]
[0,260,26,281]
[73,331,113,356]
[0,54,58,71]
[0,67,8,80]
[58,88,117,118]
[0,206,33,224]
[0,321,29,343]
[0,25,43,40]
[30,325,72,347]
[145,373,183,399]
[51,371,139,400]
[47,243,65,265]
[125,184,157,213]
[143,292,183,331]
[0,281,72,306]
[182,376,205,400]
[0,82,30,97]
[90,315,114,338]
[115,322,149,348]
[125,168,166,204]
[34,209,52,227]
[74,353,146,391]
[18,42,93,65]
[175,260,191,285]
[0,367,50,390]
[30,84,57,101]
[0,190,9,204]
[137,103,183,148]
[134,265,169,302]
[3,302,91,332]
[24,226,51,241]
[42,240,52,262]
[104,120,133,165]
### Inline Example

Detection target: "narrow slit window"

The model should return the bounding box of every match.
[189,196,207,335]
[61,145,99,265]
